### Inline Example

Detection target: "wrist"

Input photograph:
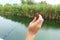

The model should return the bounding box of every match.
[26,32,35,40]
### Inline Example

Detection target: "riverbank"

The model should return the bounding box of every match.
[0,4,60,21]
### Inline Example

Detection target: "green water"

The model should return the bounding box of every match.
[0,16,60,40]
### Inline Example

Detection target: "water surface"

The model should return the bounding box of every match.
[0,16,60,40]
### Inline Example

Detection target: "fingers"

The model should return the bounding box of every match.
[30,14,44,25]
[35,14,44,24]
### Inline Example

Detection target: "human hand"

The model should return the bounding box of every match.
[28,14,44,35]
[26,14,44,40]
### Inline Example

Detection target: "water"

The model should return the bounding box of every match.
[0,16,60,40]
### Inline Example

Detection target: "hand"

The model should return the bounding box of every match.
[28,14,44,35]
[26,14,44,40]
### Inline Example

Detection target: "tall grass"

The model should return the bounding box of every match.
[0,4,60,20]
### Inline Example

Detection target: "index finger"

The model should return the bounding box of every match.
[35,14,43,24]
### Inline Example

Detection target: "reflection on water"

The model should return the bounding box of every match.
[0,38,4,40]
[0,16,27,40]
[42,20,60,29]
[0,16,60,40]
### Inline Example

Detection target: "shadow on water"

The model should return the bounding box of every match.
[1,15,33,26]
[0,15,60,29]
[42,20,60,29]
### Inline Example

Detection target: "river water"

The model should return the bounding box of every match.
[0,16,60,40]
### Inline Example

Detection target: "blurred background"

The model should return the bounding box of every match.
[0,0,60,40]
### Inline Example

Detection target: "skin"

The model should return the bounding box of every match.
[26,14,44,40]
